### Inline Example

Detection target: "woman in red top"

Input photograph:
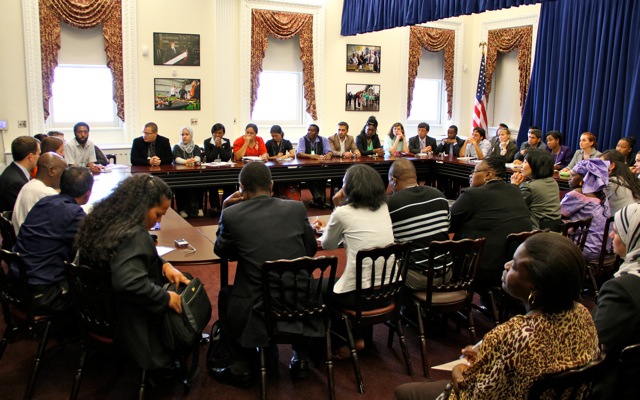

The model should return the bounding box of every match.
[233,123,268,161]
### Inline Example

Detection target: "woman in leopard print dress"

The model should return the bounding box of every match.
[394,233,600,400]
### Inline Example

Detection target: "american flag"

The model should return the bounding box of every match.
[472,52,488,129]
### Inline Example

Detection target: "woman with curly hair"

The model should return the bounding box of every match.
[75,174,190,370]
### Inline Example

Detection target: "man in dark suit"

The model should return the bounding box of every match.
[213,162,318,387]
[0,136,40,211]
[435,125,465,156]
[130,122,173,166]
[408,122,437,154]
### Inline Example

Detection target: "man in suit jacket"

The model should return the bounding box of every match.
[435,125,465,156]
[130,122,173,166]
[0,136,40,211]
[213,162,318,386]
[408,122,437,154]
[328,121,361,158]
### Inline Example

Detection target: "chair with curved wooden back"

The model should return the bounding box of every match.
[0,211,16,251]
[330,242,412,394]
[561,217,593,251]
[260,255,338,400]
[411,238,485,377]
[586,216,618,300]
[527,349,607,400]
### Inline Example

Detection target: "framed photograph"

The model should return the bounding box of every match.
[346,84,380,112]
[153,32,200,66]
[346,44,381,73]
[154,78,201,111]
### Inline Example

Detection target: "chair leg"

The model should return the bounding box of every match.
[487,290,500,326]
[70,346,88,400]
[344,317,364,394]
[259,346,267,400]
[325,331,335,400]
[138,369,146,400]
[24,320,51,400]
[586,266,599,301]
[466,308,477,343]
[394,316,413,376]
[414,302,429,378]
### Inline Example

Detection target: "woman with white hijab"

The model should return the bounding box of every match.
[592,203,640,399]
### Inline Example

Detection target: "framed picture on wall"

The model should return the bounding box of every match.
[153,32,200,66]
[154,78,201,110]
[346,44,381,73]
[346,84,380,112]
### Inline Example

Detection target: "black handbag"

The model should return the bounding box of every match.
[162,274,212,351]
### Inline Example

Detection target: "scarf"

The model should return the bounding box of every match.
[178,132,196,155]
[571,159,609,194]
[614,203,640,278]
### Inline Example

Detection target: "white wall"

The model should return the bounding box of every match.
[0,0,540,164]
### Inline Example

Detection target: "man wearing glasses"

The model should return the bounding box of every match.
[130,122,173,166]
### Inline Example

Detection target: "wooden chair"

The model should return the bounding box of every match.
[330,242,412,394]
[0,211,16,251]
[527,349,607,400]
[0,249,58,399]
[410,238,485,377]
[260,255,338,400]
[585,216,618,300]
[561,217,593,251]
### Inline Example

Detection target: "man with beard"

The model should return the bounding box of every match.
[64,122,103,173]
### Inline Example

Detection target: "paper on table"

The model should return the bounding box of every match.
[242,156,264,161]
[156,246,175,257]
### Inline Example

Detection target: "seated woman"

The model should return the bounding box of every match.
[592,203,640,400]
[511,149,562,231]
[459,127,491,160]
[394,232,600,400]
[450,157,532,293]
[265,124,294,160]
[233,123,268,161]
[564,132,602,170]
[75,174,190,371]
[615,136,636,168]
[355,116,384,157]
[561,159,611,262]
[203,123,235,215]
[488,127,517,162]
[384,122,409,156]
[315,164,395,357]
[172,126,203,218]
[600,150,640,215]
[545,130,574,170]
[40,136,65,158]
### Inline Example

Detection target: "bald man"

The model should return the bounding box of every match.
[387,159,450,291]
[12,152,67,234]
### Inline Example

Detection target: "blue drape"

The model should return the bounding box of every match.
[340,0,550,36]
[519,0,640,151]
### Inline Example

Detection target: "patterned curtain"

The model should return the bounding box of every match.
[486,26,532,113]
[39,0,124,121]
[251,9,317,120]
[407,26,455,119]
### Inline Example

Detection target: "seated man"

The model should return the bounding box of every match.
[435,125,465,156]
[513,127,544,163]
[0,136,40,212]
[388,159,450,290]
[408,122,437,155]
[213,162,318,386]
[130,122,173,166]
[64,122,103,173]
[296,124,333,209]
[12,166,94,314]
[12,152,67,234]
[328,121,360,159]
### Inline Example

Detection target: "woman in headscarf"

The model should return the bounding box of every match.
[561,159,611,261]
[591,203,640,400]
[172,126,204,218]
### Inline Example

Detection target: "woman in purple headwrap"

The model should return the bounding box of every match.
[561,159,611,261]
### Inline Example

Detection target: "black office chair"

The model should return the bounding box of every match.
[0,211,16,251]
[260,255,338,400]
[104,153,117,165]
[330,242,412,394]
[527,349,607,400]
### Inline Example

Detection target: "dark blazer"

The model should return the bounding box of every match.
[545,144,574,169]
[514,141,544,161]
[489,140,518,162]
[203,137,232,162]
[214,196,318,348]
[0,162,29,211]
[110,227,171,370]
[355,132,382,156]
[435,137,465,156]
[130,135,173,166]
[592,273,640,400]
[408,135,437,154]
[450,180,532,291]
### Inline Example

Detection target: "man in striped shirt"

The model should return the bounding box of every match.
[387,159,450,290]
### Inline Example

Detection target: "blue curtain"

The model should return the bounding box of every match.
[519,0,640,152]
[340,0,550,36]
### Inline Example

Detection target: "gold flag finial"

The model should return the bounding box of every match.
[479,41,487,54]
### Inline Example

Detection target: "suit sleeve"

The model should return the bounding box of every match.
[356,135,372,155]
[298,204,318,256]
[450,190,473,235]
[408,137,421,154]
[130,139,148,166]
[214,211,237,260]
[593,277,640,354]
[158,137,174,165]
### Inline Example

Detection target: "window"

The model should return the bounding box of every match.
[408,78,443,123]
[49,64,120,129]
[252,71,309,124]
